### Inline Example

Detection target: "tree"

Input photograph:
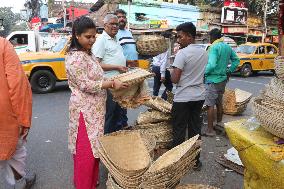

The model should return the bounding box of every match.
[0,7,21,37]
[24,0,41,21]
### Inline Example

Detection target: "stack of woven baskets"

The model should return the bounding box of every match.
[223,88,252,115]
[136,35,168,56]
[252,76,284,139]
[110,68,154,108]
[103,134,201,189]
[133,96,173,149]
[140,135,201,188]
[98,131,152,189]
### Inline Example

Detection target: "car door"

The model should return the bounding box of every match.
[254,46,266,70]
[265,45,278,70]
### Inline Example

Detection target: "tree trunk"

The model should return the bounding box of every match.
[279,0,284,55]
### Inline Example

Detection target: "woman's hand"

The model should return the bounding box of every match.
[117,66,128,73]
[113,79,129,90]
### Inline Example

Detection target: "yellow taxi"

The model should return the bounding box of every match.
[235,43,278,77]
[20,37,150,93]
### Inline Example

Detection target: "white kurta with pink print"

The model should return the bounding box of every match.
[65,50,106,158]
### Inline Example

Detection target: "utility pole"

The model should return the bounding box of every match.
[62,0,66,28]
[279,0,284,55]
[262,0,268,43]
[72,0,75,24]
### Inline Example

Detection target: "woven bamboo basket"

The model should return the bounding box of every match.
[144,96,172,113]
[252,97,284,139]
[263,77,284,102]
[137,110,171,125]
[145,136,201,174]
[133,121,173,146]
[166,90,174,104]
[106,174,123,189]
[175,184,220,189]
[98,147,145,188]
[98,131,151,174]
[275,56,284,80]
[136,35,168,56]
[111,80,151,109]
[141,137,201,188]
[223,88,251,115]
[105,130,156,159]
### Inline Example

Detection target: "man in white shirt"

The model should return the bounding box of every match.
[152,50,173,100]
[92,14,128,134]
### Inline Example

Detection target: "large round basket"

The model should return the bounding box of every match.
[262,77,284,103]
[252,97,284,139]
[136,35,168,56]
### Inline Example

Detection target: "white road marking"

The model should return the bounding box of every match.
[230,78,267,85]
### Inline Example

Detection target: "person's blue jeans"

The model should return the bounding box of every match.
[104,90,128,134]
[152,65,173,100]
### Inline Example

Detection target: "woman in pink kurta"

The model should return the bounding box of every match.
[65,16,128,189]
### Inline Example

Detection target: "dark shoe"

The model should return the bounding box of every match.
[193,161,202,171]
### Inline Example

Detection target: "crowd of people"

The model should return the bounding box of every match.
[0,8,240,189]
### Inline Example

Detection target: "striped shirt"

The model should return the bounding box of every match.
[116,29,138,61]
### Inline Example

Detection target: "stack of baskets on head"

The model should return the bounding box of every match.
[110,68,154,109]
[252,75,284,139]
[136,35,168,56]
[103,133,201,189]
[133,96,173,149]
[140,135,201,189]
[223,88,252,115]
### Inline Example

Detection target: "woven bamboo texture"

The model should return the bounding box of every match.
[105,130,156,159]
[141,135,201,188]
[252,96,284,139]
[175,184,220,189]
[111,81,151,109]
[136,35,168,56]
[262,77,284,103]
[223,88,251,115]
[275,56,284,80]
[99,132,151,173]
[144,96,172,113]
[133,121,173,149]
[166,90,174,104]
[137,110,171,125]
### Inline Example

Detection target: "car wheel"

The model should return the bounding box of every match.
[240,64,252,77]
[30,70,56,94]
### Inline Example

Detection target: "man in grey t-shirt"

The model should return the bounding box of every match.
[171,22,208,171]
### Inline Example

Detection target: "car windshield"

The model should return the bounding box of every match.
[51,38,68,52]
[236,45,256,54]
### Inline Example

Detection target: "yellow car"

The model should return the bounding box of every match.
[235,43,278,77]
[20,37,150,93]
[20,37,68,93]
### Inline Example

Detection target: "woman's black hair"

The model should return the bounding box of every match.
[176,22,196,38]
[68,16,96,52]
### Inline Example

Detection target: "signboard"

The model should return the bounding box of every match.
[221,7,248,25]
[222,26,248,34]
[149,20,169,29]
[224,1,246,8]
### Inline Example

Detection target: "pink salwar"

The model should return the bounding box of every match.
[73,112,99,189]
